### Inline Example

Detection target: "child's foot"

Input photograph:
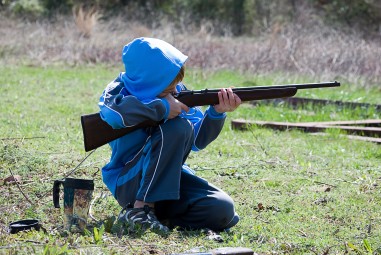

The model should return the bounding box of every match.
[118,205,169,233]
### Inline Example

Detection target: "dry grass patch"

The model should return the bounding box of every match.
[0,15,380,87]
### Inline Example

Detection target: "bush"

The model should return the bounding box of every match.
[1,0,380,35]
[9,0,44,18]
[311,0,381,32]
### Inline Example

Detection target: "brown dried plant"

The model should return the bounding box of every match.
[72,5,99,38]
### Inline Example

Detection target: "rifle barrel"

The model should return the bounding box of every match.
[179,81,340,95]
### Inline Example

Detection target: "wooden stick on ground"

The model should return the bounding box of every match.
[231,119,381,144]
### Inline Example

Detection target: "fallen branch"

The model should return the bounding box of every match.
[231,119,381,140]
[0,136,45,141]
[8,168,33,205]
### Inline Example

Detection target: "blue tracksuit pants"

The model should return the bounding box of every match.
[115,117,239,231]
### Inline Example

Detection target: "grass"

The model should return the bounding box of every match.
[0,65,380,254]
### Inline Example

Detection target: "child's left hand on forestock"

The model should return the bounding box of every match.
[213,88,242,113]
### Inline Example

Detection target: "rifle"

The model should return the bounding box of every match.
[81,81,340,151]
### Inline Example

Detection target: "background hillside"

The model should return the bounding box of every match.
[1,0,381,86]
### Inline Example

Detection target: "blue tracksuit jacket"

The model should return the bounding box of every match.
[98,38,227,197]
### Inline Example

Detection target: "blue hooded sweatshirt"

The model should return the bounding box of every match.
[121,37,188,101]
[98,37,227,196]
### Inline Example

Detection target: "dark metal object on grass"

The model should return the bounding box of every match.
[8,219,41,234]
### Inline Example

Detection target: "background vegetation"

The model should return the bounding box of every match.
[2,0,381,36]
[0,0,380,254]
[1,0,381,86]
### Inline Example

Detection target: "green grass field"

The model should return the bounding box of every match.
[0,65,380,254]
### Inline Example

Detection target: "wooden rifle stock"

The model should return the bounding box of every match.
[81,81,340,151]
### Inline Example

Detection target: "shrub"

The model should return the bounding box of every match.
[9,0,44,18]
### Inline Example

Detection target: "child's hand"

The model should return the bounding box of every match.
[213,88,241,113]
[164,94,190,119]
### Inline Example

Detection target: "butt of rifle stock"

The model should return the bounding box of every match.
[81,113,162,152]
[81,113,135,152]
[81,113,109,152]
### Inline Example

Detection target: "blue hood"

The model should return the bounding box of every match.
[120,37,188,100]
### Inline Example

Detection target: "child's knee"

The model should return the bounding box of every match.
[207,194,239,231]
[163,117,194,141]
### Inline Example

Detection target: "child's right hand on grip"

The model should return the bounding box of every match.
[164,93,189,119]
